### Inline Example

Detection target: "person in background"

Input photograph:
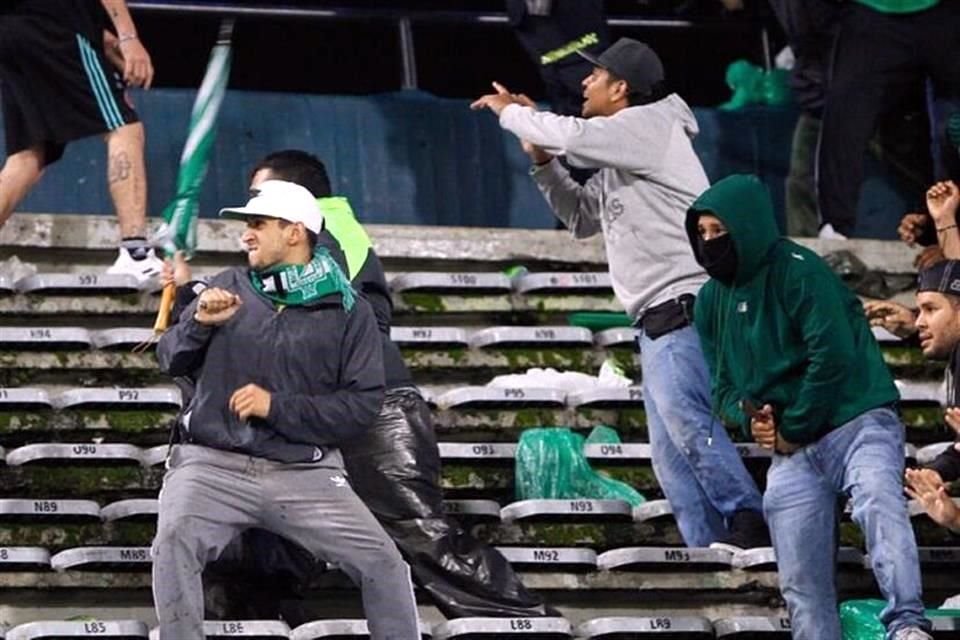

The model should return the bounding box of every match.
[0,0,162,279]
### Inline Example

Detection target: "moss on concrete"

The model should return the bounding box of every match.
[399,293,447,313]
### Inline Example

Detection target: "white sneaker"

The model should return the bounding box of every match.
[818,223,848,240]
[892,627,933,640]
[106,247,164,283]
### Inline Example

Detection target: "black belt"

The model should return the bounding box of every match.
[639,294,695,340]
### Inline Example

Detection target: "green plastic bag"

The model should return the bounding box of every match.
[719,59,792,111]
[840,598,960,639]
[515,426,645,506]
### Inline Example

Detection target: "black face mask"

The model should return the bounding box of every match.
[698,234,738,283]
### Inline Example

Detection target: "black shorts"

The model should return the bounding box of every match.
[0,16,139,166]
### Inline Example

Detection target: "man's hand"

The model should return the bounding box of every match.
[160,250,192,289]
[117,35,154,89]
[194,288,241,325]
[470,81,530,117]
[905,467,959,529]
[927,180,960,227]
[749,403,777,449]
[946,407,960,435]
[898,212,931,247]
[229,383,271,421]
[102,30,125,72]
[862,300,918,338]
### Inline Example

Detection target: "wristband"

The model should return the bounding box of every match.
[938,224,957,233]
[117,33,138,45]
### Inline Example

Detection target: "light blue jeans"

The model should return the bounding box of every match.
[763,407,929,640]
[638,325,763,546]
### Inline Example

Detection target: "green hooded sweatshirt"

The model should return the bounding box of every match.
[685,175,899,445]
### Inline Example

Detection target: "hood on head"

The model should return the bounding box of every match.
[685,174,780,283]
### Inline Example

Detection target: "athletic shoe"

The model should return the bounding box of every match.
[818,223,848,240]
[709,509,771,553]
[106,247,164,283]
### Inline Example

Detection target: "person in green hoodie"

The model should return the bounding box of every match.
[686,174,931,640]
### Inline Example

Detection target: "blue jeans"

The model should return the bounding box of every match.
[763,408,929,640]
[638,325,763,546]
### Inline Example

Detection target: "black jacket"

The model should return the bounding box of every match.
[157,267,385,465]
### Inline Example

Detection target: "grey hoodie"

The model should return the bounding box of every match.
[499,95,709,319]
[157,267,385,465]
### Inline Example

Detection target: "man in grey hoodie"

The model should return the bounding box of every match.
[472,37,767,550]
[152,180,420,639]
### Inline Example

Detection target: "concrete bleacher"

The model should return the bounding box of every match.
[0,214,957,634]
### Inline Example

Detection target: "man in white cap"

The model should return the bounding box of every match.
[152,180,420,639]
[472,38,768,551]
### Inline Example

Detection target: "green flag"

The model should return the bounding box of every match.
[157,19,234,257]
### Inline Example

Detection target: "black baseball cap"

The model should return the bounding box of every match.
[918,260,960,296]
[577,37,665,96]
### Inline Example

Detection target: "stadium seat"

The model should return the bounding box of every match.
[0,546,51,570]
[583,442,651,463]
[930,616,960,639]
[15,273,141,295]
[141,445,169,468]
[733,547,865,571]
[442,499,502,522]
[566,387,643,409]
[436,386,566,409]
[0,274,13,294]
[432,617,572,640]
[100,499,159,522]
[390,326,470,348]
[501,499,633,523]
[494,546,598,572]
[895,380,945,407]
[511,272,612,295]
[0,498,100,522]
[596,547,733,572]
[575,615,714,638]
[0,327,92,350]
[713,616,791,638]
[49,546,151,571]
[469,326,593,349]
[917,442,953,466]
[90,328,157,350]
[390,272,512,294]
[6,620,149,639]
[632,500,674,525]
[5,443,144,466]
[289,619,432,639]
[594,328,636,349]
[437,442,516,462]
[202,621,291,639]
[52,387,181,410]
[0,388,53,409]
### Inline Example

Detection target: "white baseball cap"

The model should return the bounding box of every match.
[219,179,323,234]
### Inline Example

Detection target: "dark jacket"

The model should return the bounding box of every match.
[688,174,899,444]
[926,347,960,480]
[157,267,385,465]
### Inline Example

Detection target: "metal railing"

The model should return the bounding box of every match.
[127,2,773,88]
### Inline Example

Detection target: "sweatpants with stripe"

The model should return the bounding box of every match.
[152,444,420,640]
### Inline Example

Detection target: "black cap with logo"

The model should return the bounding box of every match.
[918,260,960,296]
[577,37,665,96]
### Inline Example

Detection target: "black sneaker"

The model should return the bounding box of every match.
[709,509,771,553]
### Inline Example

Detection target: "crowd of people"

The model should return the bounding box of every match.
[3,1,960,639]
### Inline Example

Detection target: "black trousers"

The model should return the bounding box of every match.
[816,1,960,236]
[204,388,553,622]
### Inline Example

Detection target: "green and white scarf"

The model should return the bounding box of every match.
[250,247,356,310]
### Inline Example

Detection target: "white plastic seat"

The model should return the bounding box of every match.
[0,327,92,350]
[433,617,572,640]
[0,499,101,522]
[597,547,733,572]
[512,271,612,294]
[495,546,598,571]
[390,327,470,348]
[50,546,152,571]
[6,620,148,640]
[576,616,714,639]
[15,273,140,295]
[501,499,632,523]
[5,443,143,467]
[390,272,512,294]
[469,326,593,349]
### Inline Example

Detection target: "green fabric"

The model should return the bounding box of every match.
[853,0,938,13]
[686,174,899,444]
[318,197,373,281]
[249,246,356,310]
[840,598,960,639]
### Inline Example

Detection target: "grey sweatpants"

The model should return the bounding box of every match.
[152,444,420,640]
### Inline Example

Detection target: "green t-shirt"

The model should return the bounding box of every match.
[854,0,938,13]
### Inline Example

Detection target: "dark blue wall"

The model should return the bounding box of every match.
[7,88,912,237]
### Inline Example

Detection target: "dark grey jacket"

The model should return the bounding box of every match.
[157,267,385,465]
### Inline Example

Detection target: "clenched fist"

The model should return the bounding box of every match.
[194,288,241,326]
